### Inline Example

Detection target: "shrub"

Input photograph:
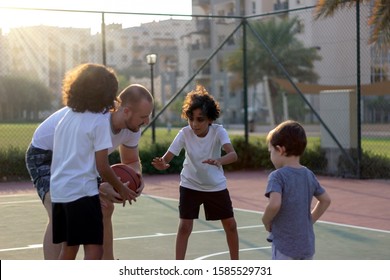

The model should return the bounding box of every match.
[360,151,390,179]
[110,141,185,174]
[337,149,390,179]
[1,136,389,181]
[0,146,30,181]
[301,145,328,174]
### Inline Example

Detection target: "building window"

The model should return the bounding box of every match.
[120,36,128,48]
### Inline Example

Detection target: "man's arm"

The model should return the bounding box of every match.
[119,144,143,195]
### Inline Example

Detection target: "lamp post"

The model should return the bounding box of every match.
[146,53,157,144]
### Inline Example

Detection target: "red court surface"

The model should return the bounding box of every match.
[1,170,389,231]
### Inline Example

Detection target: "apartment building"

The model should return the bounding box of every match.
[190,0,379,124]
[0,1,385,124]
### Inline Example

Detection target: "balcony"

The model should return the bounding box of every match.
[274,1,288,11]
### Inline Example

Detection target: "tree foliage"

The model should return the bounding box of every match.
[314,0,390,48]
[0,75,53,121]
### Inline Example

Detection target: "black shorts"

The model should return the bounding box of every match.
[179,186,234,221]
[52,195,103,246]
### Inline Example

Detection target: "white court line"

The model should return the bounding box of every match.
[114,224,262,241]
[1,195,389,253]
[195,246,271,260]
[0,244,42,252]
[0,200,40,205]
[0,225,263,252]
[145,195,390,234]
[2,194,390,234]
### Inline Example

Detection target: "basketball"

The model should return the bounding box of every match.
[110,163,141,191]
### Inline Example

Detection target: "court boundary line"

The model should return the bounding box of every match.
[1,194,389,256]
[2,193,389,234]
[0,224,263,253]
[144,194,390,234]
[195,246,271,260]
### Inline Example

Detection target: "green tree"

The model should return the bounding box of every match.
[0,76,52,121]
[314,0,390,47]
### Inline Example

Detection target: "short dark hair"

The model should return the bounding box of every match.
[62,63,118,113]
[266,120,307,156]
[181,84,220,121]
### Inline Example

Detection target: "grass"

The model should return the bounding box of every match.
[0,123,38,149]
[1,123,389,158]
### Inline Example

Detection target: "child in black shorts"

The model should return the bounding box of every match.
[152,85,239,259]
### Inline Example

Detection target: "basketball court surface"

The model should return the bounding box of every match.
[0,170,389,260]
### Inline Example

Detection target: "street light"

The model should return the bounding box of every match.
[146,53,157,144]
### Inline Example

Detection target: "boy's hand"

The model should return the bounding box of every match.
[151,157,170,170]
[202,158,221,167]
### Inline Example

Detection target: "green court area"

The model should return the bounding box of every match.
[1,192,389,260]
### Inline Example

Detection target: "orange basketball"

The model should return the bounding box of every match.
[110,163,141,191]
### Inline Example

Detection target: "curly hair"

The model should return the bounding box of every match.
[62,63,118,113]
[266,120,307,156]
[181,84,220,121]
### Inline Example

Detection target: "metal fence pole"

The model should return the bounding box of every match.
[356,1,362,179]
[242,19,249,144]
[101,12,106,66]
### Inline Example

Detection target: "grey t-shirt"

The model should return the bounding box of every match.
[264,166,325,258]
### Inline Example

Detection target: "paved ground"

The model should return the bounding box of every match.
[142,170,390,231]
[1,170,389,231]
[1,170,389,260]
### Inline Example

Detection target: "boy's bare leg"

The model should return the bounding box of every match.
[84,244,103,260]
[101,198,115,260]
[59,243,79,260]
[221,217,239,260]
[43,192,62,260]
[175,219,193,260]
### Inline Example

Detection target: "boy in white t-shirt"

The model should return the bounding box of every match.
[50,63,136,260]
[25,84,154,260]
[152,85,239,260]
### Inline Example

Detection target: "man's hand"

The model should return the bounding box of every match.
[99,182,122,204]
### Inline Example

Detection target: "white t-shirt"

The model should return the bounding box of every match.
[31,107,141,153]
[31,107,70,150]
[108,124,140,154]
[50,110,112,203]
[168,124,231,192]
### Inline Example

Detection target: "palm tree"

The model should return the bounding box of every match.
[314,0,390,47]
[225,17,321,123]
[226,17,321,87]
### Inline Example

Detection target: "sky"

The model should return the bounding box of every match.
[0,0,193,33]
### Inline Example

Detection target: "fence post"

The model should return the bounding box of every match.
[242,19,249,144]
[356,1,362,178]
[101,12,106,66]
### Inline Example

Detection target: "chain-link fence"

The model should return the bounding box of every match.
[0,3,389,179]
